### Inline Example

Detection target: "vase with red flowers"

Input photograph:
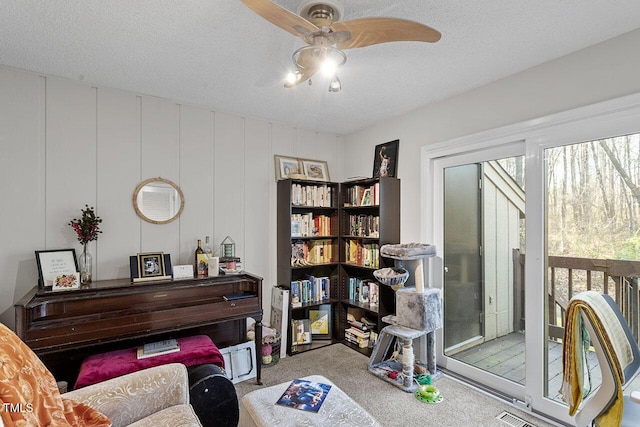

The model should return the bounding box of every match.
[69,205,102,284]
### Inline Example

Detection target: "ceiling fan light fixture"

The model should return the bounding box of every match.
[289,44,346,90]
[320,57,338,77]
[328,74,341,92]
[292,45,346,71]
[286,70,301,85]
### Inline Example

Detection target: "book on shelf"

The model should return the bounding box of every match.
[344,240,379,268]
[270,286,290,359]
[346,326,370,339]
[360,282,369,303]
[291,213,332,237]
[275,378,332,413]
[348,278,378,305]
[290,276,330,306]
[344,182,379,207]
[347,318,370,331]
[291,240,334,266]
[344,330,369,348]
[291,183,333,208]
[348,214,379,238]
[137,339,180,359]
[369,281,379,306]
[291,319,312,346]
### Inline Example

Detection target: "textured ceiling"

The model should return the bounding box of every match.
[1,1,640,134]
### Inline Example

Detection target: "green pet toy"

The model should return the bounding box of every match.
[415,384,443,404]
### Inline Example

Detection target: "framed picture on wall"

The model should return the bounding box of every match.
[300,159,330,181]
[274,155,303,180]
[372,139,399,178]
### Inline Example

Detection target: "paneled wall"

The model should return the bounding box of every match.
[0,66,344,329]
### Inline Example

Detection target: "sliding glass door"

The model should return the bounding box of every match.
[543,134,640,403]
[426,94,640,424]
[432,144,527,402]
[444,157,527,384]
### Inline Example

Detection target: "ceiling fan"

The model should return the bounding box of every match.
[241,0,441,91]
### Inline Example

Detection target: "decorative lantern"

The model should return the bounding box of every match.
[219,236,236,259]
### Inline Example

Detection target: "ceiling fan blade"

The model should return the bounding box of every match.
[331,17,441,49]
[241,0,319,38]
[284,49,320,88]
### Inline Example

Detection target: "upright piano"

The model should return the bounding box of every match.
[14,273,263,386]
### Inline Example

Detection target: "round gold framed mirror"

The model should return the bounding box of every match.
[133,177,185,224]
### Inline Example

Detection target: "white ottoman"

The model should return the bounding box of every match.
[239,375,380,426]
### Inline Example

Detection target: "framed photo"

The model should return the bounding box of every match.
[52,272,80,291]
[292,318,312,346]
[137,252,166,278]
[35,249,79,289]
[300,159,330,182]
[360,188,372,206]
[309,304,332,339]
[274,155,303,180]
[372,139,399,178]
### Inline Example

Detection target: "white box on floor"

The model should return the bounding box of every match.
[220,341,257,384]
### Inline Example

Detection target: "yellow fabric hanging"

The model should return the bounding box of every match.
[560,291,633,426]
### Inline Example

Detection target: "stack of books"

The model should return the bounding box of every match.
[344,319,371,348]
[136,339,180,359]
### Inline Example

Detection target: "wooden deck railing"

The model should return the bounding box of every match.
[513,249,640,342]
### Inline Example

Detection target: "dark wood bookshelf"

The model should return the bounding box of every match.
[290,340,335,355]
[277,177,400,357]
[342,339,373,356]
[277,179,340,355]
[338,177,400,357]
[341,299,380,314]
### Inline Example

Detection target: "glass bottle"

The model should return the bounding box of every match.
[204,236,212,257]
[203,235,213,276]
[79,243,92,284]
[195,239,205,277]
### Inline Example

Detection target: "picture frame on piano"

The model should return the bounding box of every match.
[130,253,173,283]
[35,248,79,290]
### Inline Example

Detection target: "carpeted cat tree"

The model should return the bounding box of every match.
[368,243,442,393]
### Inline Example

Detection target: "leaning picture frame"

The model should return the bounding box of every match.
[292,318,312,346]
[35,249,79,290]
[372,139,399,178]
[274,155,303,181]
[300,159,330,182]
[309,304,332,339]
[137,252,166,278]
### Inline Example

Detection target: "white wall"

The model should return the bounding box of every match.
[342,28,640,244]
[3,28,640,331]
[0,67,344,329]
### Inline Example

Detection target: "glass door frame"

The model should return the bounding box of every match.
[421,92,640,425]
[427,142,527,403]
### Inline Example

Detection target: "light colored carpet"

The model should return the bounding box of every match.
[234,343,559,426]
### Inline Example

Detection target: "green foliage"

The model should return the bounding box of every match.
[69,205,102,244]
[614,232,640,260]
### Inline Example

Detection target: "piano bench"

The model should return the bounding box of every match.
[74,335,224,389]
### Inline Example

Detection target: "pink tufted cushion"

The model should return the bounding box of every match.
[75,335,224,389]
